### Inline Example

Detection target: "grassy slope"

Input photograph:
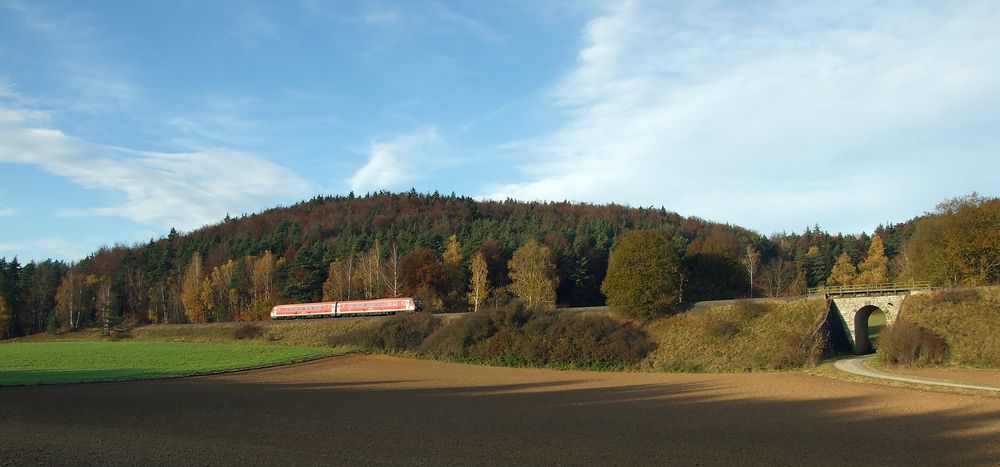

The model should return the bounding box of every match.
[898,287,1000,367]
[130,318,385,346]
[640,298,829,372]
[0,341,342,385]
[7,302,830,377]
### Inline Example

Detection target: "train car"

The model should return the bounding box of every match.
[335,297,422,316]
[270,297,423,320]
[269,302,336,319]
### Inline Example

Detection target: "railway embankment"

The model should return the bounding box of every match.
[876,286,1000,367]
[14,299,833,373]
[20,288,997,374]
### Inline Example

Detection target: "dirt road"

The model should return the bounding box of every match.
[835,355,1000,392]
[2,355,999,465]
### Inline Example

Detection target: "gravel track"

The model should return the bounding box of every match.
[2,355,1000,466]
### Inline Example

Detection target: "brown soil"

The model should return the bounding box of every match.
[2,355,999,466]
[881,366,1000,388]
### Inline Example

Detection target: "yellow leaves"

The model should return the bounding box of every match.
[856,237,889,285]
[443,234,462,266]
[468,252,489,312]
[826,253,857,286]
[509,239,556,310]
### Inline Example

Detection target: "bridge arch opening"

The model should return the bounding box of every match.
[853,305,885,354]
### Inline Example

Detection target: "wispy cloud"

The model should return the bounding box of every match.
[0,105,313,231]
[0,208,15,217]
[229,6,280,45]
[166,96,264,149]
[0,76,17,100]
[490,1,1000,233]
[1,0,140,113]
[349,128,443,193]
[431,3,503,42]
[360,6,403,26]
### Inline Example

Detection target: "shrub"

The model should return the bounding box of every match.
[419,311,495,356]
[233,323,263,340]
[771,330,825,369]
[876,319,948,366]
[421,305,654,369]
[330,312,442,352]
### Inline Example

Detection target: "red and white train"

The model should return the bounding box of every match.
[270,297,424,319]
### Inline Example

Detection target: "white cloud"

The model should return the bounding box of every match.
[490,1,1000,233]
[0,208,15,216]
[0,107,313,231]
[349,128,443,193]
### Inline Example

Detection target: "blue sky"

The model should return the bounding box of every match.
[1,0,999,262]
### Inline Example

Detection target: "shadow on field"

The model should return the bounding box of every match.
[0,369,190,386]
[1,370,998,466]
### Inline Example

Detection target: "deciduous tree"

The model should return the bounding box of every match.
[759,258,794,298]
[383,242,403,297]
[468,252,489,312]
[740,245,761,297]
[855,237,889,285]
[181,254,206,323]
[509,239,557,310]
[322,255,355,301]
[826,253,858,286]
[787,264,809,296]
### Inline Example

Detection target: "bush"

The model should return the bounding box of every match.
[233,323,263,340]
[876,320,948,366]
[330,312,442,352]
[772,330,825,369]
[421,305,654,369]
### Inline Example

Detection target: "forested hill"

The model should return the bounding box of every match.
[1,191,997,338]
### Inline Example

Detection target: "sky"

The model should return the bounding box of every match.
[1,0,999,263]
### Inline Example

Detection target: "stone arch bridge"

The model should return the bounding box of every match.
[811,283,933,354]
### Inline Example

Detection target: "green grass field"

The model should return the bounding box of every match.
[869,310,887,343]
[0,341,344,386]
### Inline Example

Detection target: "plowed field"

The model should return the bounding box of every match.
[2,355,999,465]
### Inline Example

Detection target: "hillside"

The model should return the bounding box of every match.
[1,191,997,338]
[887,287,1000,367]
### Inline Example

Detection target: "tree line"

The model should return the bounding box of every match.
[0,191,996,337]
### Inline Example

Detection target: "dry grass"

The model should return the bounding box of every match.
[641,298,828,372]
[895,286,1000,367]
[875,319,948,366]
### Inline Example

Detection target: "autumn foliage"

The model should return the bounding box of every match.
[0,191,997,339]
